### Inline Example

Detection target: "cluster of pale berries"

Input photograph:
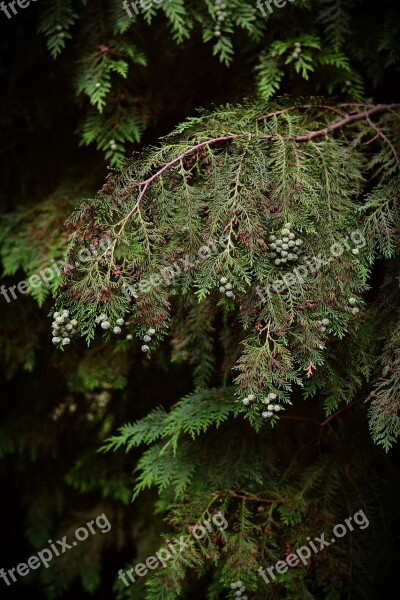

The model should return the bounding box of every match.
[230,581,247,599]
[269,223,304,267]
[219,277,235,299]
[242,392,284,419]
[214,0,227,36]
[109,139,118,152]
[141,328,156,353]
[348,297,359,315]
[52,310,78,346]
[56,24,64,39]
[95,314,124,334]
[292,42,302,59]
[318,318,330,332]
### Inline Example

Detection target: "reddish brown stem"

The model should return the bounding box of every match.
[120,103,400,219]
[294,103,400,142]
[280,398,363,429]
[128,134,246,192]
[213,492,278,503]
[318,398,363,428]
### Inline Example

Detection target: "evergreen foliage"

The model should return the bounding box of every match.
[31,0,400,165]
[54,99,400,597]
[55,100,400,448]
[1,1,400,599]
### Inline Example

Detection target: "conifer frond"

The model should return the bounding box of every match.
[368,318,400,452]
[54,101,399,433]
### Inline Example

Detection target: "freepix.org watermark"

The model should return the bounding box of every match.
[122,0,171,19]
[258,508,369,585]
[256,0,304,17]
[0,0,38,20]
[255,229,366,303]
[121,233,234,300]
[117,511,228,587]
[0,513,111,587]
[0,236,113,304]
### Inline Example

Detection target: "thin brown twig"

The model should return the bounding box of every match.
[127,134,247,193]
[366,116,400,168]
[319,398,363,428]
[362,132,380,145]
[294,103,400,141]
[117,134,254,232]
[280,398,363,429]
[118,103,400,226]
[212,491,278,504]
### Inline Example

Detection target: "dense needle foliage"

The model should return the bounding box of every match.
[1,1,399,599]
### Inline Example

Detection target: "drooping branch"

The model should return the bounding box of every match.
[293,103,400,141]
[118,103,400,224]
[119,135,248,227]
